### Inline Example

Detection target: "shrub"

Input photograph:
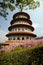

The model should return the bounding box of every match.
[0,46,43,65]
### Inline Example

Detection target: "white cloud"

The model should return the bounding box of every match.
[0,30,8,43]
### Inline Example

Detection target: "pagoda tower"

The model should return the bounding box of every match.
[6,12,36,42]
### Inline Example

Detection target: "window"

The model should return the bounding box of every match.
[17,37,20,40]
[22,37,24,40]
[25,28,27,30]
[22,28,24,31]
[8,37,12,40]
[30,37,31,40]
[18,28,20,31]
[15,28,17,31]
[12,29,14,31]
[20,15,22,18]
[28,29,31,31]
[26,36,28,39]
[13,37,15,40]
[17,21,19,23]
[8,38,10,40]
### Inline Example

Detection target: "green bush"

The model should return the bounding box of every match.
[0,46,43,65]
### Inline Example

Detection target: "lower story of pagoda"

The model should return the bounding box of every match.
[6,34,36,42]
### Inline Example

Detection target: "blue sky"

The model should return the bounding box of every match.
[0,0,43,43]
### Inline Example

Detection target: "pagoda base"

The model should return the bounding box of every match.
[5,38,34,44]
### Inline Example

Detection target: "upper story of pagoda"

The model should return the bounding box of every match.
[8,12,34,33]
[7,12,35,33]
[13,12,30,19]
[10,12,32,25]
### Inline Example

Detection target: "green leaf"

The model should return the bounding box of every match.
[9,4,15,11]
[4,0,9,2]
[10,0,14,3]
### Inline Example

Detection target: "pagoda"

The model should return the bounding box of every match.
[6,12,36,42]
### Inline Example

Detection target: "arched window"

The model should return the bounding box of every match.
[12,29,14,31]
[15,28,17,31]
[17,37,20,40]
[8,37,12,40]
[30,37,31,40]
[22,28,24,31]
[26,36,28,39]
[8,38,10,40]
[18,28,20,31]
[22,37,24,40]
[25,28,27,30]
[13,37,15,40]
[28,29,31,31]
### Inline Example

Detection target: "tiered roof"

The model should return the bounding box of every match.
[6,12,36,37]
